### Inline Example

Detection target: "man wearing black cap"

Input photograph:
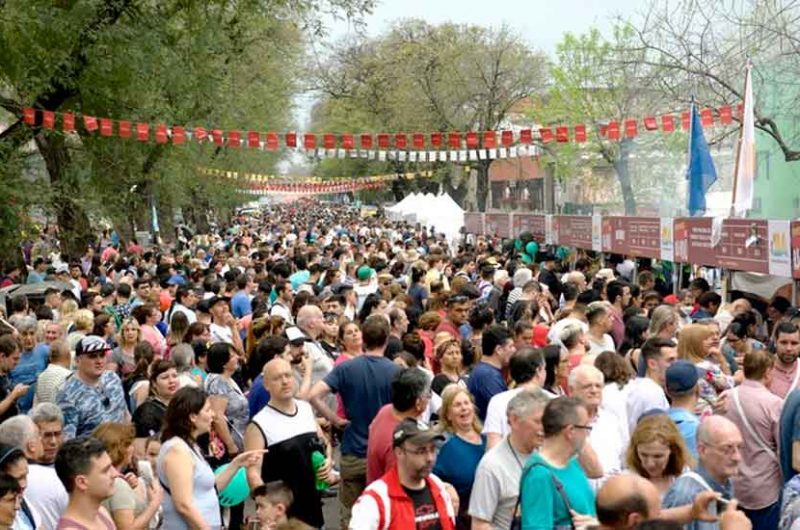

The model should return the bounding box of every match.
[56,336,128,439]
[349,418,455,530]
[537,251,562,303]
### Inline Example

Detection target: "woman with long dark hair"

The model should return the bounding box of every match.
[157,387,263,530]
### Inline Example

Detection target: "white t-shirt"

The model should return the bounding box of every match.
[587,334,616,355]
[210,323,234,345]
[269,302,294,325]
[25,464,67,530]
[588,407,629,491]
[483,387,555,439]
[626,377,669,433]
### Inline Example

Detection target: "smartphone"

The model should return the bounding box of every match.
[716,496,731,512]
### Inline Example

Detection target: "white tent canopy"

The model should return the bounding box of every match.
[387,192,464,247]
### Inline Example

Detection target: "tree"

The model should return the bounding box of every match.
[630,0,800,161]
[534,26,684,214]
[0,0,373,257]
[311,20,548,210]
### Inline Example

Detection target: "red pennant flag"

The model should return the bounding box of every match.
[413,133,425,149]
[681,111,690,130]
[377,134,390,149]
[42,111,55,129]
[574,124,587,143]
[607,121,620,140]
[247,131,260,148]
[63,113,75,132]
[156,124,168,144]
[342,134,354,150]
[118,121,131,138]
[624,119,637,138]
[519,129,532,144]
[194,127,207,141]
[555,126,569,143]
[211,129,224,146]
[539,128,553,143]
[285,132,297,148]
[719,105,733,125]
[172,126,185,144]
[360,134,373,149]
[100,119,113,137]
[465,132,479,149]
[227,131,241,148]
[643,116,658,131]
[266,132,279,150]
[136,123,149,141]
[430,132,442,148]
[83,115,99,133]
[448,132,461,148]
[483,131,496,149]
[700,108,714,127]
[303,133,316,149]
[23,107,36,125]
[501,130,514,146]
[661,114,675,132]
[323,134,336,149]
[395,133,407,150]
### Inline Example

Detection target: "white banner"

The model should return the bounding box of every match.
[660,217,674,262]
[768,220,792,277]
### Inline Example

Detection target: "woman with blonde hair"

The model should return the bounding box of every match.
[110,317,141,377]
[66,309,94,352]
[433,385,486,530]
[93,422,162,530]
[626,414,692,497]
[647,305,680,342]
[677,323,735,417]
[58,298,79,331]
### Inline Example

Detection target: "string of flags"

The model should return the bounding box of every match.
[201,168,435,183]
[20,102,742,162]
[239,181,386,195]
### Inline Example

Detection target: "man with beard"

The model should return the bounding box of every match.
[54,436,117,529]
[768,322,800,398]
[349,418,456,530]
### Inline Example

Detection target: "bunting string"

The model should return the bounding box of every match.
[18,103,743,162]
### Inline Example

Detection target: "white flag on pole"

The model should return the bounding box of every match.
[733,62,756,217]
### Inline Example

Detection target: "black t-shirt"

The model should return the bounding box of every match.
[0,375,17,423]
[385,335,403,360]
[403,484,442,530]
[431,374,458,396]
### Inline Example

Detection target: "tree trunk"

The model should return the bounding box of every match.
[613,139,637,215]
[475,160,491,212]
[34,133,92,259]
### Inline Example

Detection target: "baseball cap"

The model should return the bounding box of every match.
[665,360,699,395]
[54,263,69,274]
[76,335,111,357]
[207,295,230,308]
[392,418,445,448]
[167,274,187,286]
[285,326,308,343]
[356,265,374,281]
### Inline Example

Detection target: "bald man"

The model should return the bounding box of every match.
[244,358,335,528]
[597,475,750,530]
[296,304,335,404]
[663,416,743,530]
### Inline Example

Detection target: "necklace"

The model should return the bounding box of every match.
[507,438,523,469]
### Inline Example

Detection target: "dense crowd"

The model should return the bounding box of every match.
[0,200,797,530]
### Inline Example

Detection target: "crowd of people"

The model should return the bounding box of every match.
[0,200,797,530]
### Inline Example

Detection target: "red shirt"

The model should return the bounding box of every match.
[435,319,461,341]
[366,404,401,484]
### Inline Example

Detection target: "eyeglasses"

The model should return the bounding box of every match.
[572,424,593,432]
[704,443,742,456]
[401,445,439,457]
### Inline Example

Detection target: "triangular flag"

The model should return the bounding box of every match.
[23,107,36,125]
[172,126,185,144]
[342,134,354,150]
[661,114,675,132]
[624,119,637,138]
[156,124,169,144]
[700,108,714,127]
[248,131,260,148]
[607,121,620,140]
[360,133,372,149]
[395,134,407,150]
[519,129,532,144]
[63,113,75,132]
[303,133,316,149]
[413,133,425,149]
[266,133,279,150]
[83,116,99,133]
[285,132,297,148]
[539,128,553,143]
[483,131,496,149]
[501,130,514,146]
[719,106,733,125]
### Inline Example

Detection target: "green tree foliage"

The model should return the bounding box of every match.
[534,26,686,214]
[0,0,373,257]
[311,19,548,210]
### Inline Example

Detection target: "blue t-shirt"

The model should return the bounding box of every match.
[432,433,486,512]
[248,374,271,419]
[289,270,310,291]
[323,355,400,458]
[520,454,596,530]
[408,283,428,314]
[231,291,252,319]
[667,407,699,460]
[10,343,49,413]
[467,362,507,421]
[781,389,800,483]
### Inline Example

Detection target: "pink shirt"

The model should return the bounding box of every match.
[724,379,783,509]
[366,404,401,484]
[768,360,800,398]
[140,324,166,358]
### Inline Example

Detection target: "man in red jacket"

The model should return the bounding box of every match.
[349,418,456,530]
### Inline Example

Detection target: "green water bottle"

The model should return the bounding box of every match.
[311,451,328,491]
